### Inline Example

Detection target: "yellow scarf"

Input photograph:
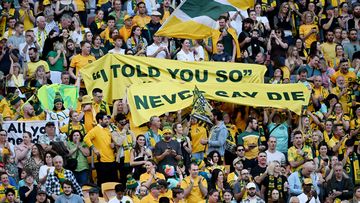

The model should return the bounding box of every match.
[211,28,240,59]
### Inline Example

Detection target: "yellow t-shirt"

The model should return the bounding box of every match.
[181,176,207,202]
[160,10,170,24]
[139,172,165,185]
[60,122,87,136]
[70,54,96,77]
[74,0,85,11]
[132,15,151,28]
[189,123,207,154]
[141,194,159,203]
[84,125,115,162]
[330,87,353,114]
[100,27,111,41]
[2,105,16,120]
[0,184,18,202]
[287,145,313,172]
[320,42,337,68]
[328,136,347,155]
[119,26,132,42]
[159,189,172,200]
[27,60,50,77]
[299,24,318,49]
[330,70,357,85]
[280,66,290,80]
[227,171,240,188]
[96,0,109,7]
[19,9,34,31]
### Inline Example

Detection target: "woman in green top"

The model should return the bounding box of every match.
[66,130,90,186]
[91,34,108,59]
[47,42,67,84]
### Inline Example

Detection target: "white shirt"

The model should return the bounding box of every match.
[297,193,320,203]
[176,49,195,62]
[39,165,55,190]
[108,48,125,54]
[108,195,133,203]
[70,28,90,46]
[266,150,286,166]
[146,43,167,59]
[194,45,205,61]
[18,42,36,62]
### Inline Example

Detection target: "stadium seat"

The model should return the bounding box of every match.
[101,182,120,201]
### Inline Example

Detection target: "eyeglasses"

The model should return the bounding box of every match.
[237,149,244,151]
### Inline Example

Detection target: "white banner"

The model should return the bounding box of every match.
[2,121,60,146]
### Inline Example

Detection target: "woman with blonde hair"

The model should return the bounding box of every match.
[285,46,303,74]
[299,11,318,50]
[47,42,67,84]
[274,2,293,43]
[261,161,288,202]
[28,65,52,88]
[6,57,25,95]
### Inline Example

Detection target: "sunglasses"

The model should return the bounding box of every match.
[119,120,128,125]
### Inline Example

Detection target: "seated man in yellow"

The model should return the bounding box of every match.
[26,47,50,79]
[181,162,208,202]
[140,160,165,188]
[141,183,160,203]
[17,103,45,121]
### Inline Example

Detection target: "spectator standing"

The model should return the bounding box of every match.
[154,126,182,173]
[84,112,118,187]
[201,109,228,157]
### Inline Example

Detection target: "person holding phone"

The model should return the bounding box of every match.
[299,11,318,50]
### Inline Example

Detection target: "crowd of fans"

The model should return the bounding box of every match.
[1,0,360,202]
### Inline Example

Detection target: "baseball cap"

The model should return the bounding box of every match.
[233,157,242,166]
[124,14,132,21]
[162,126,172,135]
[37,190,47,195]
[246,182,256,189]
[152,11,162,16]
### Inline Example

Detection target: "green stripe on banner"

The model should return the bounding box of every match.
[181,0,237,20]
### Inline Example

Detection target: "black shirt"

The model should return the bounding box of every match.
[321,17,340,31]
[154,139,182,173]
[212,52,231,62]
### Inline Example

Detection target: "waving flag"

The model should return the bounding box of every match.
[156,0,254,39]
[191,86,213,124]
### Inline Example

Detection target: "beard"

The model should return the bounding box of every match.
[354,11,360,18]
